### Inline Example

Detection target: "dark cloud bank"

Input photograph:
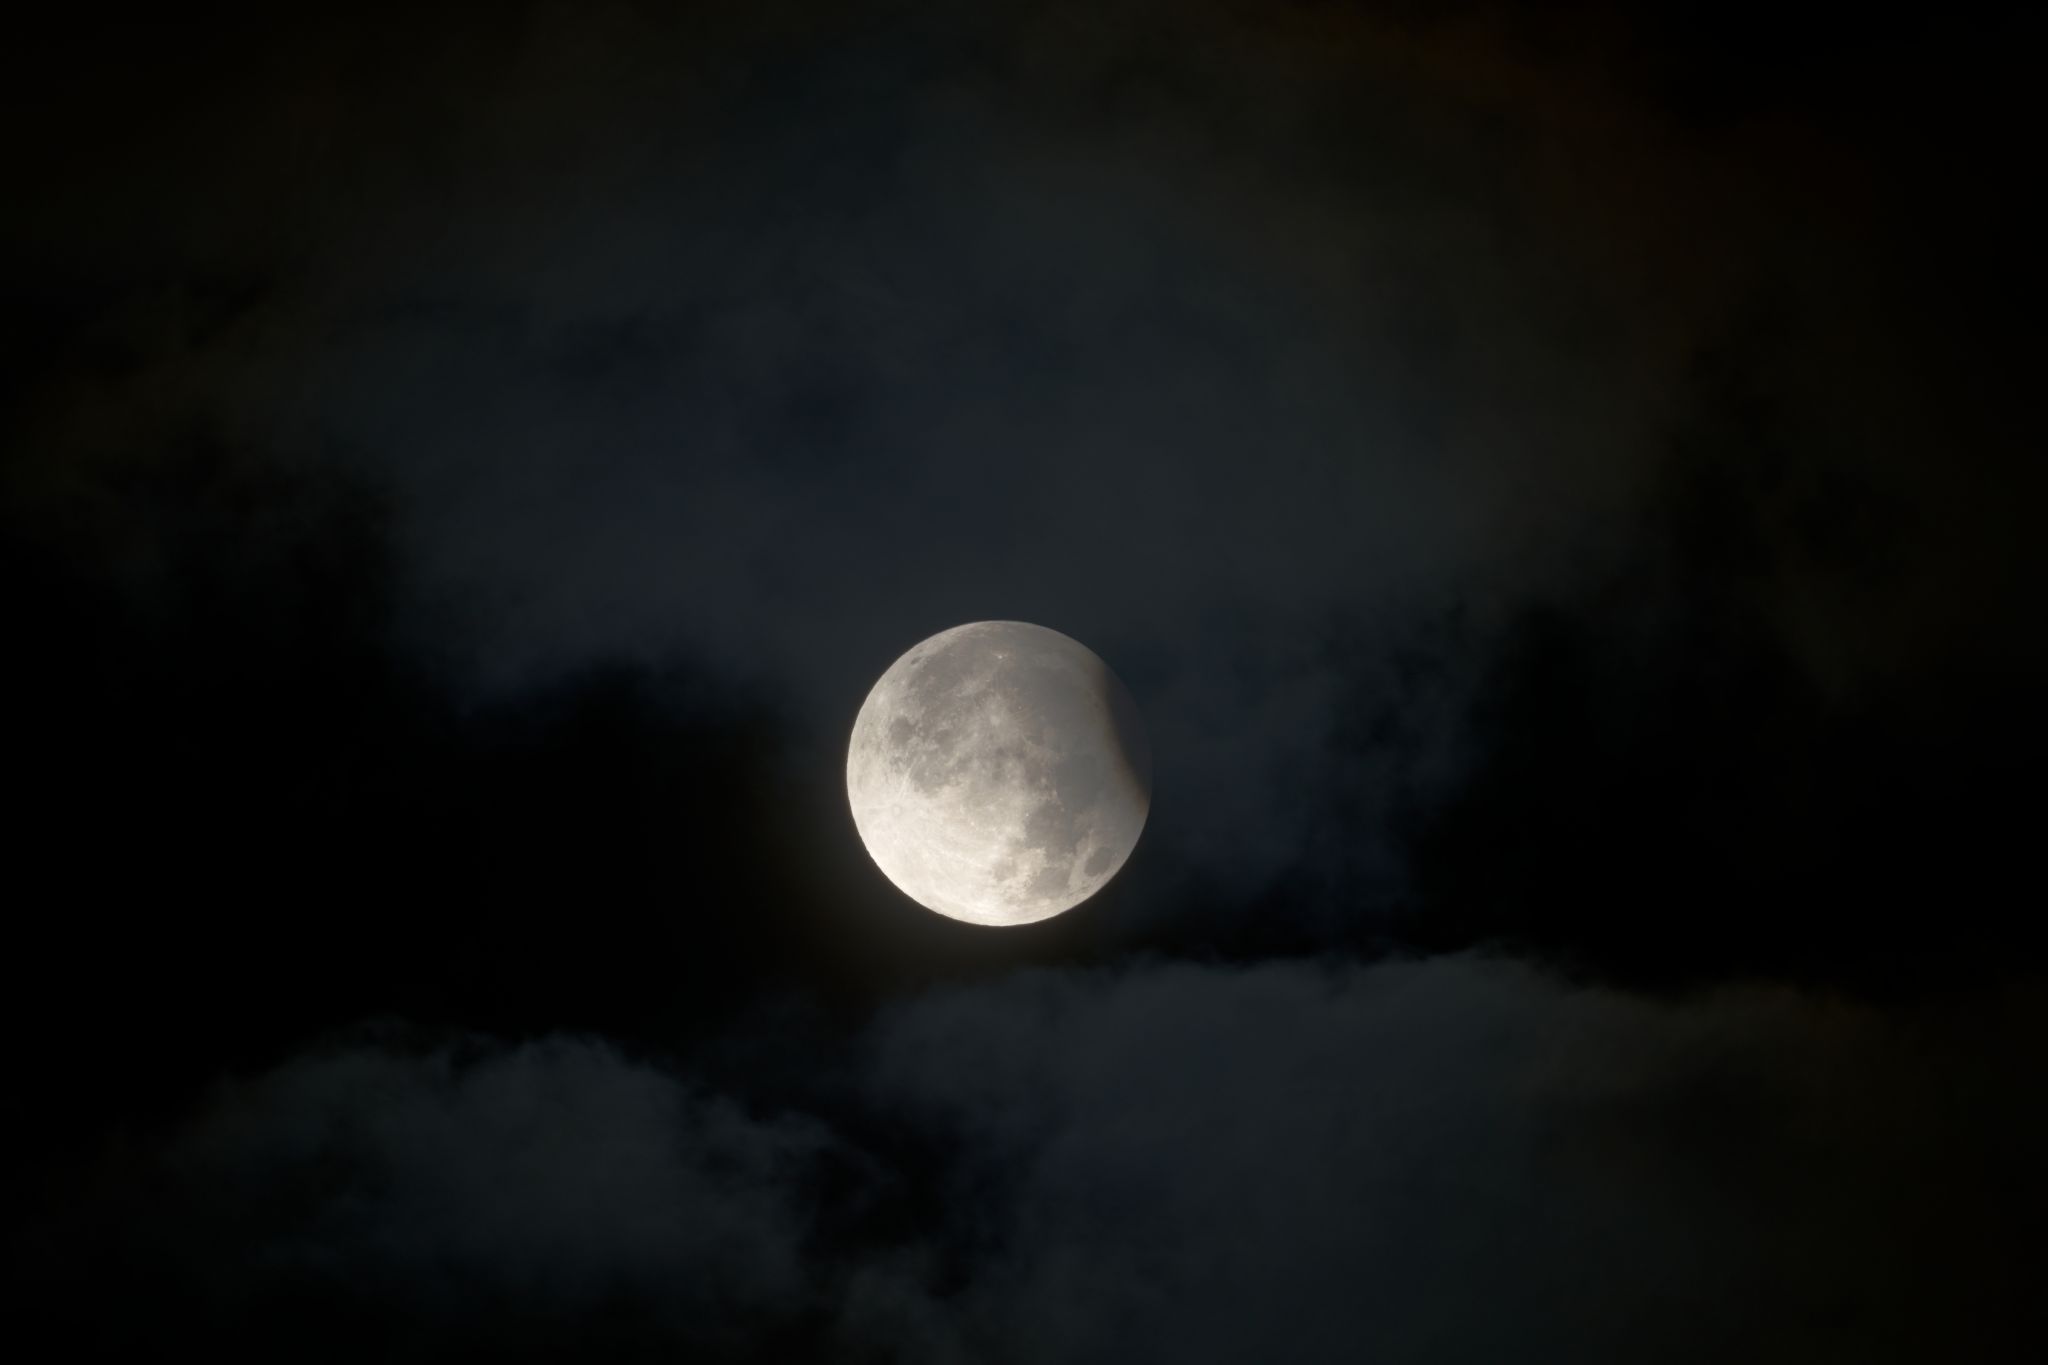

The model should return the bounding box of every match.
[4,1,2042,1360]
[29,959,2047,1362]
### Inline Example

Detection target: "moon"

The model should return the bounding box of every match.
[846,621,1151,926]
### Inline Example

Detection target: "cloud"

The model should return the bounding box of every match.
[854,955,2044,1362]
[43,1031,839,1359]
[29,955,2042,1362]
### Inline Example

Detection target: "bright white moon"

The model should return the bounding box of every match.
[846,621,1151,926]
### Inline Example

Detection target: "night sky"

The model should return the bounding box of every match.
[5,2,2044,1360]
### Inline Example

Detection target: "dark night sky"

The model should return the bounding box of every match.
[4,2,2044,1360]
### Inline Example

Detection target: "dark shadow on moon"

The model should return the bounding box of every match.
[1095,653,1153,805]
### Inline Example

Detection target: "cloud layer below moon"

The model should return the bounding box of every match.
[31,954,2041,1363]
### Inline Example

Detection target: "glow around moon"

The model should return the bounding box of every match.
[846,621,1151,926]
